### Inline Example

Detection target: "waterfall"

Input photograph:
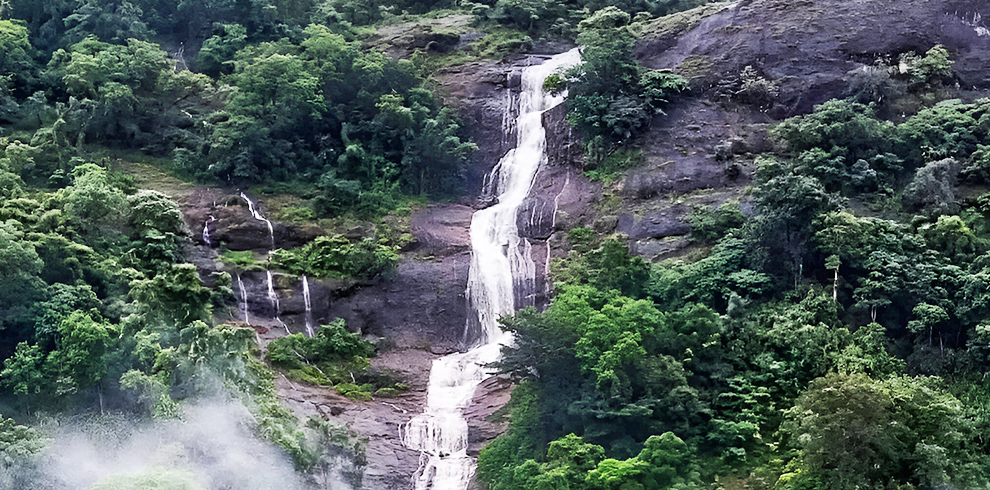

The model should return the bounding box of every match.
[236,273,250,325]
[267,270,289,334]
[303,275,315,338]
[403,48,581,490]
[241,192,275,250]
[202,215,216,246]
[239,192,289,332]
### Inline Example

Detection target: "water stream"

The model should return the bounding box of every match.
[402,48,581,490]
[241,192,275,250]
[202,215,216,246]
[240,192,289,333]
[303,275,315,338]
[236,273,250,325]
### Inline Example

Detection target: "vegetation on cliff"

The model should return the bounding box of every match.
[2,0,990,489]
[478,41,990,490]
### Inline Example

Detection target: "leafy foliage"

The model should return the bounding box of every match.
[188,25,474,216]
[0,416,46,469]
[270,234,399,279]
[689,203,747,243]
[266,319,401,399]
[553,7,687,165]
[484,72,990,489]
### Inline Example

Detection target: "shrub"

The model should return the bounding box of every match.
[898,44,954,89]
[271,235,399,279]
[266,319,375,371]
[690,203,747,243]
[902,158,961,216]
[735,65,779,109]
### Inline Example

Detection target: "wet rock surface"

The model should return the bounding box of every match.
[636,0,990,116]
[409,204,474,255]
[275,348,439,490]
[464,376,513,457]
[328,252,471,352]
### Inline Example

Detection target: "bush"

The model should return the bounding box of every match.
[690,203,747,243]
[773,99,897,163]
[898,44,954,89]
[267,319,375,371]
[735,65,779,109]
[271,235,399,279]
[559,6,687,161]
[846,62,902,105]
[902,158,960,216]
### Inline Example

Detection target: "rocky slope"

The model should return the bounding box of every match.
[636,0,990,116]
[585,0,990,261]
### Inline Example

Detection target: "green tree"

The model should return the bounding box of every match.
[560,7,685,160]
[63,163,128,242]
[0,220,45,342]
[0,341,47,396]
[751,171,842,287]
[125,190,186,271]
[48,310,113,394]
[62,0,152,45]
[0,415,46,469]
[0,18,36,117]
[195,23,247,75]
[129,263,212,327]
[783,373,986,490]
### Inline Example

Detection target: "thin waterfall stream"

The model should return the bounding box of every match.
[402,48,581,490]
[236,273,250,325]
[303,275,315,338]
[239,192,290,333]
[202,215,216,246]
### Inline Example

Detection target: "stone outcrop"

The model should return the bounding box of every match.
[636,0,990,117]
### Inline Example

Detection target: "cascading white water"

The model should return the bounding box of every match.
[239,192,289,333]
[303,275,315,338]
[403,48,581,490]
[236,273,250,325]
[266,270,289,334]
[203,215,216,246]
[241,192,275,250]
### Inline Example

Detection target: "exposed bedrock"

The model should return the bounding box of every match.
[636,0,990,117]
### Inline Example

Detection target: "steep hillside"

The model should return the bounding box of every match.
[572,0,990,261]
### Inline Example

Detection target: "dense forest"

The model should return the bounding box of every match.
[2,0,990,489]
[480,40,990,490]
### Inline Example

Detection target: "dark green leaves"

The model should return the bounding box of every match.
[270,234,399,279]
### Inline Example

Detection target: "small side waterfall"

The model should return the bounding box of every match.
[241,192,276,250]
[403,48,581,490]
[202,215,216,246]
[239,192,289,332]
[266,270,289,334]
[303,275,315,338]
[236,273,250,325]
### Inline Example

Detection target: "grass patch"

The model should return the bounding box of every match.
[472,27,532,58]
[584,148,643,182]
[219,249,265,271]
[637,1,734,41]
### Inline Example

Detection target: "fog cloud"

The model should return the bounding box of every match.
[3,401,319,490]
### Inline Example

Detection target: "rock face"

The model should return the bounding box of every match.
[328,253,471,352]
[180,189,322,252]
[275,348,439,490]
[635,0,990,117]
[579,0,990,262]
